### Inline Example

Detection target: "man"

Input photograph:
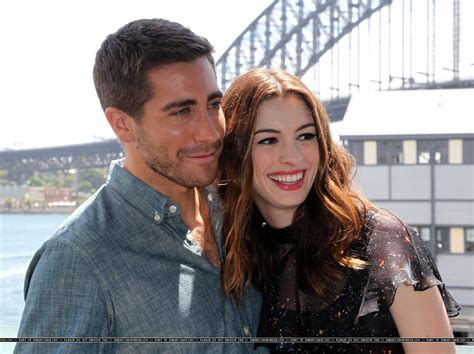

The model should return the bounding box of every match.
[15,19,262,353]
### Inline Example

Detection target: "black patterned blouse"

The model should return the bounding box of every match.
[256,209,460,353]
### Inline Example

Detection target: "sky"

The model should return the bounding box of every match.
[0,0,272,150]
[1,0,471,151]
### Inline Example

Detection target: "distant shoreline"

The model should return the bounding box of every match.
[0,208,74,215]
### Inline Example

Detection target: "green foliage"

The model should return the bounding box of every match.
[79,168,107,190]
[63,175,75,188]
[0,170,14,186]
[78,181,94,194]
[6,167,107,196]
[27,175,44,187]
[3,197,14,208]
[22,195,32,209]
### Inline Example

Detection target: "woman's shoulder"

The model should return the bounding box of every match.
[364,208,408,238]
[357,207,439,292]
[355,207,461,322]
[361,208,418,257]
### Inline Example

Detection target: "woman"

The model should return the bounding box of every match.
[219,68,460,353]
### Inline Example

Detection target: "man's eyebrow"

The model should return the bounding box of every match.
[208,91,223,101]
[162,99,196,112]
[162,91,222,112]
[254,123,315,135]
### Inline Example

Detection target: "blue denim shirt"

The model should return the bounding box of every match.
[15,160,263,353]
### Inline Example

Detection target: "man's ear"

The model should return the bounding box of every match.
[105,107,136,144]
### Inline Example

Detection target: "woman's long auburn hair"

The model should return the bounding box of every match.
[219,68,371,300]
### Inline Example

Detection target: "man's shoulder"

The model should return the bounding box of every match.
[48,184,121,248]
[26,185,125,286]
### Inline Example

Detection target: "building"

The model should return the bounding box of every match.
[0,184,27,209]
[338,88,474,335]
[0,185,75,212]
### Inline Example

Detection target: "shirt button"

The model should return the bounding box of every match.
[169,205,177,213]
[186,233,195,241]
[243,325,250,336]
[154,212,161,222]
[207,193,213,202]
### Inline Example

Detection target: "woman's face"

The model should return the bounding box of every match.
[251,95,320,223]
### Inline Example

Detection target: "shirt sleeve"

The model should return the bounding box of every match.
[14,239,112,353]
[355,210,461,323]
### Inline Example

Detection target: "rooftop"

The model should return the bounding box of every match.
[339,88,474,138]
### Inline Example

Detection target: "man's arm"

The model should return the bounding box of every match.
[15,240,111,353]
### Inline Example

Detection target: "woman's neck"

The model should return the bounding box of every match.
[257,206,296,229]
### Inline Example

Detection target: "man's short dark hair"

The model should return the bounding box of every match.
[93,18,214,120]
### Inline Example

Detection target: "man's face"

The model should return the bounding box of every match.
[131,56,225,189]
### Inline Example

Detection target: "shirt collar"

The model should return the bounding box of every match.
[105,159,219,225]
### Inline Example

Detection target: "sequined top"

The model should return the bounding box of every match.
[257,209,461,353]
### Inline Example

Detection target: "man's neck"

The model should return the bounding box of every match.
[122,156,202,220]
[123,157,220,268]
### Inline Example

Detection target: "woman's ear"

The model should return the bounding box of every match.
[104,107,136,144]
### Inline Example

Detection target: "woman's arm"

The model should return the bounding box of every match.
[390,284,456,354]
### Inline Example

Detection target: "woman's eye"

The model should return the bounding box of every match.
[297,133,317,141]
[257,137,278,145]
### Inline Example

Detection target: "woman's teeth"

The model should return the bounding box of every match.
[268,172,303,184]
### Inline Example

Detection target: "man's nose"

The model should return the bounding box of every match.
[193,109,224,143]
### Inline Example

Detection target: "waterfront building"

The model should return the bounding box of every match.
[0,185,27,209]
[339,88,474,336]
[0,186,74,212]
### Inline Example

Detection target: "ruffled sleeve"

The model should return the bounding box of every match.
[355,209,461,323]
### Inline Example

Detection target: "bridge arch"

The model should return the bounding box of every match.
[216,0,393,90]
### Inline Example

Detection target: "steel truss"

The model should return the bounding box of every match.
[217,0,393,90]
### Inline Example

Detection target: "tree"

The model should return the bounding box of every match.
[63,174,75,188]
[0,169,10,185]
[3,198,14,209]
[27,175,44,187]
[77,181,94,195]
[79,168,107,190]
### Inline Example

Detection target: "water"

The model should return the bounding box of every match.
[0,213,70,328]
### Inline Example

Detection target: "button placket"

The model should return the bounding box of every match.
[186,231,195,242]
[154,211,161,222]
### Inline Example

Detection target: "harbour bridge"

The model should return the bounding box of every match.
[1,0,473,180]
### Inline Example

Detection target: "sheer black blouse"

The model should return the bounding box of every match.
[256,209,460,353]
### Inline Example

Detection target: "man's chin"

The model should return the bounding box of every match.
[192,174,218,188]
[175,169,218,188]
[189,163,218,184]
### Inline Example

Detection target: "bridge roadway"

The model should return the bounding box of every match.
[0,139,123,179]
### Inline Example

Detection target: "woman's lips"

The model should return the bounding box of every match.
[268,170,306,191]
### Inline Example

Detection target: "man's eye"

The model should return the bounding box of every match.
[297,133,317,141]
[208,101,221,110]
[257,137,278,145]
[172,108,190,116]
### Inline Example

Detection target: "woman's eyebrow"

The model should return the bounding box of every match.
[254,128,280,135]
[296,123,316,131]
[254,123,315,135]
